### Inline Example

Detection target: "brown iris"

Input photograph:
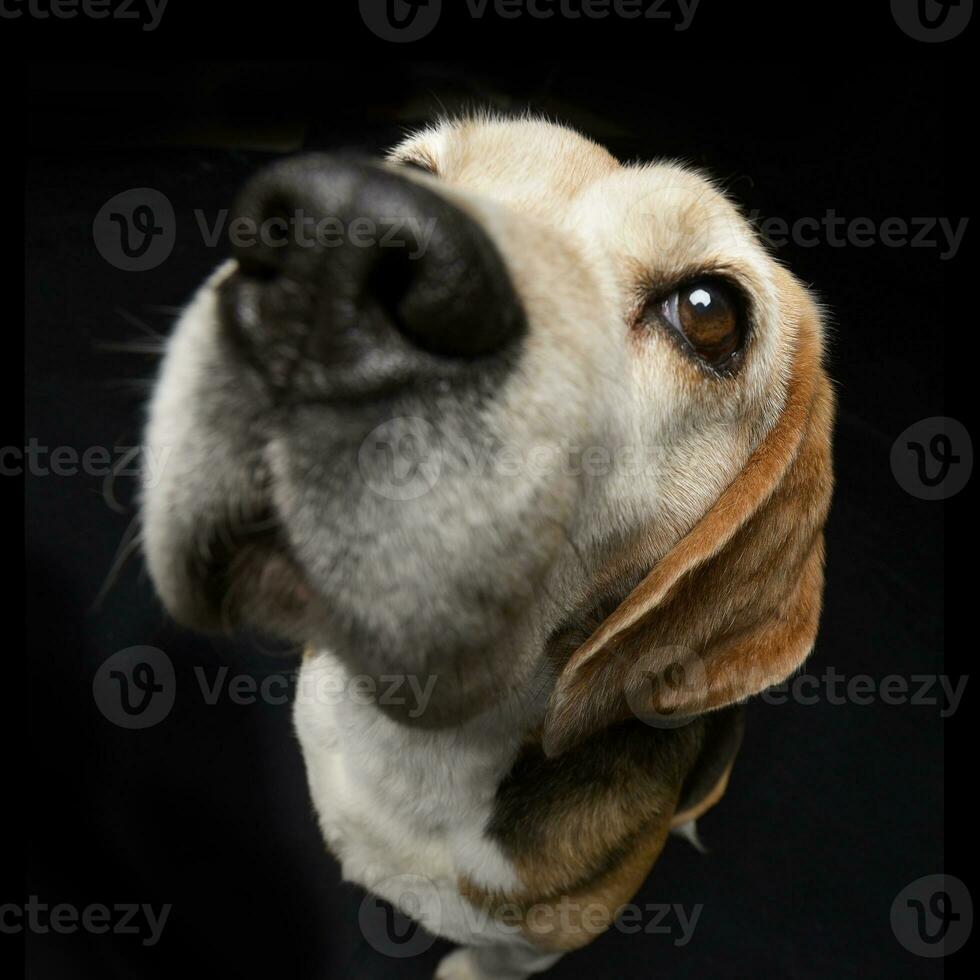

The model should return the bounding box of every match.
[657,278,745,370]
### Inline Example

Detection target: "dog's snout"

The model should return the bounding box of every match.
[221,155,525,392]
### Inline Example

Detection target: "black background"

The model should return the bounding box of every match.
[23,45,957,980]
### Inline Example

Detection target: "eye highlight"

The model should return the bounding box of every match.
[649,277,746,372]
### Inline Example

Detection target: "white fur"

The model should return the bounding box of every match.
[293,650,537,948]
[142,116,817,980]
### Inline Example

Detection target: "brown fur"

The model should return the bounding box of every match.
[145,115,837,975]
[462,274,833,952]
[461,717,707,951]
[460,707,745,952]
[543,273,835,756]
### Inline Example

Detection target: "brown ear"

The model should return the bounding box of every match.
[542,282,835,757]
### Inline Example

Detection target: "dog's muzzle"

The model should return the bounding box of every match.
[217,155,526,401]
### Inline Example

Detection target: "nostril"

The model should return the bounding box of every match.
[364,248,418,335]
[237,252,282,283]
[232,191,298,281]
[223,154,527,380]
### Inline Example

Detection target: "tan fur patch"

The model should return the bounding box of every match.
[460,718,709,952]
[459,272,832,954]
[542,273,835,756]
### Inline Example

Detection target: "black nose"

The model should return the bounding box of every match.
[219,155,525,395]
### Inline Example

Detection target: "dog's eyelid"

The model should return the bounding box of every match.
[638,266,748,303]
[398,156,439,177]
[634,271,752,376]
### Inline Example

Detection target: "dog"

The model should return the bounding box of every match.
[141,114,835,979]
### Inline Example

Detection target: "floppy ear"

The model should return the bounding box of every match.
[542,279,835,757]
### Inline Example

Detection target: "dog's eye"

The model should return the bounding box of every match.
[656,278,745,370]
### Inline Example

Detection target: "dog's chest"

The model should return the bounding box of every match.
[293,652,526,943]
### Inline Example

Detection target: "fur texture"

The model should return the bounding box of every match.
[141,115,835,979]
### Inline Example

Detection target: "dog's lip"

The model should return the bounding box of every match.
[183,503,315,632]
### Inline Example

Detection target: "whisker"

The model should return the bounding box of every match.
[114,307,171,340]
[96,340,168,356]
[143,305,183,317]
[92,514,144,611]
[102,445,144,513]
[103,379,157,391]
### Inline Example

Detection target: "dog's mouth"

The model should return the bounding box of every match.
[184,499,316,637]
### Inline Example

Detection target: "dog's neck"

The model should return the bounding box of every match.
[300,646,556,800]
[294,647,540,897]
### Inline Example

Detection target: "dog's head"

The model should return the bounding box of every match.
[141,116,834,751]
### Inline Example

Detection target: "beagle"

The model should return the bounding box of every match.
[141,115,834,979]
